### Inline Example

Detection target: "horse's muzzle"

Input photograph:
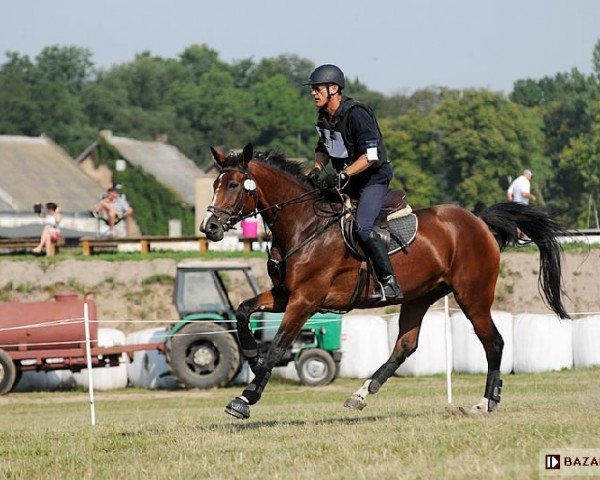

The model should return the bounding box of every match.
[200,214,225,241]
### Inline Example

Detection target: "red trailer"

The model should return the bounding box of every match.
[0,292,164,395]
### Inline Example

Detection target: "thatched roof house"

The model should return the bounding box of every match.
[76,131,202,205]
[0,135,104,213]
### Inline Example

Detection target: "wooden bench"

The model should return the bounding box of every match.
[0,238,64,256]
[80,235,209,256]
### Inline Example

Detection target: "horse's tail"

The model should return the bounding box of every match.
[479,201,570,319]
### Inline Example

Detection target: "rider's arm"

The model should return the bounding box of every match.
[343,107,380,178]
[344,154,371,176]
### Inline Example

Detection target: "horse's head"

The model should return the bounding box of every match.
[201,143,258,241]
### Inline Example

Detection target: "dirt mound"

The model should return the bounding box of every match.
[0,251,597,329]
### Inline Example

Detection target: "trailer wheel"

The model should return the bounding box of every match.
[169,322,241,389]
[0,349,17,395]
[296,348,336,386]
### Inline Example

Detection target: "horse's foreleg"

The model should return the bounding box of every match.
[345,301,429,410]
[235,288,288,365]
[226,294,317,420]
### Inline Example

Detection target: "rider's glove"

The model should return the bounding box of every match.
[307,167,321,184]
[322,170,349,189]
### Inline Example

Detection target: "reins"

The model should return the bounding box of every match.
[211,164,347,271]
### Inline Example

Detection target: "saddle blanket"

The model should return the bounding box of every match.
[387,213,418,254]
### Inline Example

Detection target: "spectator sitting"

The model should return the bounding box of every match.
[92,187,133,236]
[32,202,61,255]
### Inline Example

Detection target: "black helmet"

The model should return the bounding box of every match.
[304,64,345,89]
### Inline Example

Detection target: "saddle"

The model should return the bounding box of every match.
[341,189,418,259]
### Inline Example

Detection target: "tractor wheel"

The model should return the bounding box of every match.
[0,349,17,395]
[296,348,336,386]
[169,322,241,389]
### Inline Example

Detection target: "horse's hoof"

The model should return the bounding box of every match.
[344,394,367,411]
[468,397,490,415]
[225,397,250,420]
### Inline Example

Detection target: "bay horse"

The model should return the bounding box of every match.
[201,143,569,420]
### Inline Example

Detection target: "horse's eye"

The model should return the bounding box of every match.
[228,181,240,189]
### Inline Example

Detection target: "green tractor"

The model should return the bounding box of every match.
[166,260,342,389]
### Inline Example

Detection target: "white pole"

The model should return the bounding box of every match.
[444,295,453,404]
[83,302,96,426]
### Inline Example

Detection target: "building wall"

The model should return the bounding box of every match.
[78,157,114,190]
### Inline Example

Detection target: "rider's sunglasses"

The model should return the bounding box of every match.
[310,84,328,93]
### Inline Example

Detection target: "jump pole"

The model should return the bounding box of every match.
[83,302,96,426]
[444,295,453,404]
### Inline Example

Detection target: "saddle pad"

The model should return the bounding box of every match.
[388,213,418,254]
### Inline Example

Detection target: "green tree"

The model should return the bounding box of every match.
[380,113,442,207]
[557,100,600,227]
[436,90,545,211]
[250,74,315,156]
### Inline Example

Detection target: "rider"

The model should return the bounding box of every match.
[304,64,402,301]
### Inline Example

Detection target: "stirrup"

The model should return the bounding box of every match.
[370,275,403,301]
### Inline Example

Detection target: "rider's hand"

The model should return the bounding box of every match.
[307,167,321,184]
[321,171,349,189]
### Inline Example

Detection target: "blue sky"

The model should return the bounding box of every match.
[1,0,598,95]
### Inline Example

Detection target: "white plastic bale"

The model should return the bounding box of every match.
[338,315,390,378]
[126,328,179,389]
[451,311,514,374]
[271,362,300,382]
[13,370,76,392]
[231,361,255,385]
[393,311,448,377]
[74,328,128,390]
[513,314,573,373]
[572,315,600,368]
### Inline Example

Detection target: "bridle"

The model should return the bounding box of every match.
[207,167,259,231]
[208,165,330,232]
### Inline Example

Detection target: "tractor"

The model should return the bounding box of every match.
[167,260,342,389]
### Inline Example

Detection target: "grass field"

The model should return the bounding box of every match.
[1,369,599,479]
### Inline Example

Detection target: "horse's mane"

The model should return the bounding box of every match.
[225,149,312,188]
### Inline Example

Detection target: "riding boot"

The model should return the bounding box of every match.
[361,231,403,301]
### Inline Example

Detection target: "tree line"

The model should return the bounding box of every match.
[0,42,599,228]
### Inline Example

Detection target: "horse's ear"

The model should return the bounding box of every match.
[241,143,253,167]
[210,146,227,167]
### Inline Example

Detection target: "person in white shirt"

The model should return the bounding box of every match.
[32,202,61,254]
[93,187,133,236]
[507,169,536,205]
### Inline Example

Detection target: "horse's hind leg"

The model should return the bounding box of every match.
[344,300,430,410]
[455,295,504,413]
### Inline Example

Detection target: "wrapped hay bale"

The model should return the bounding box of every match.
[126,328,178,389]
[13,369,76,392]
[513,314,572,373]
[393,311,447,376]
[338,315,389,378]
[74,328,128,390]
[451,311,513,374]
[572,315,600,368]
[271,362,301,382]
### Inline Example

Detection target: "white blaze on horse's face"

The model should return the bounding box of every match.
[201,172,224,232]
[204,170,247,229]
